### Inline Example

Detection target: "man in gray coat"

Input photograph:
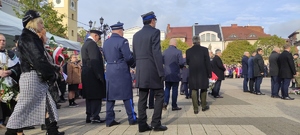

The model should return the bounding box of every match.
[268,47,281,98]
[162,38,184,111]
[132,11,167,132]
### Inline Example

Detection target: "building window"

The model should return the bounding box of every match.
[249,34,256,38]
[72,14,74,20]
[200,34,205,41]
[229,34,237,38]
[211,34,216,41]
[206,33,210,41]
[71,30,74,36]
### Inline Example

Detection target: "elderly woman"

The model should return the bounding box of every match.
[5,10,64,135]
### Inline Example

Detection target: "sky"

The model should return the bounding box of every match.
[77,0,300,38]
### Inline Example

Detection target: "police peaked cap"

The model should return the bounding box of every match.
[141,11,156,21]
[90,30,103,36]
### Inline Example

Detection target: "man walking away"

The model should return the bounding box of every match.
[162,38,184,111]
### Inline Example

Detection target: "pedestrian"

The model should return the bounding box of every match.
[132,11,167,132]
[162,38,184,111]
[181,54,190,99]
[242,52,250,92]
[291,54,299,89]
[269,47,281,98]
[248,51,256,93]
[294,54,300,89]
[103,22,137,127]
[186,35,211,114]
[211,49,226,98]
[278,45,296,100]
[253,48,265,95]
[81,29,106,123]
[5,10,64,135]
[66,54,81,107]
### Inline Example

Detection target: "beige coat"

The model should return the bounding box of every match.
[66,62,81,84]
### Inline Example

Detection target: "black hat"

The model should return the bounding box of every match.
[13,35,20,42]
[141,11,156,21]
[90,30,103,36]
[110,22,124,30]
[22,10,41,27]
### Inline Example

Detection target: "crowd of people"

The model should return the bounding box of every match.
[0,9,297,135]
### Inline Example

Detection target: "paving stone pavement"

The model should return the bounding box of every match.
[1,78,300,135]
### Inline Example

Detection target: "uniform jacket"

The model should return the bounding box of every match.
[81,38,106,99]
[278,50,296,79]
[132,25,164,89]
[163,45,184,82]
[186,45,212,89]
[103,33,135,100]
[268,51,280,76]
[241,55,249,75]
[247,57,255,78]
[253,54,264,77]
[212,55,226,80]
[66,61,81,84]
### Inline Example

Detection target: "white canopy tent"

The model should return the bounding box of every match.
[0,10,81,51]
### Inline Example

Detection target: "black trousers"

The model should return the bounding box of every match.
[138,88,164,128]
[249,78,256,92]
[86,99,102,120]
[148,89,154,108]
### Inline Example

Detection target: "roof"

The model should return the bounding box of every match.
[194,24,223,41]
[222,24,270,41]
[166,25,193,46]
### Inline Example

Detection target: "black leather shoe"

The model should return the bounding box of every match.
[139,125,152,132]
[152,125,168,131]
[106,120,120,127]
[163,103,167,110]
[256,92,265,95]
[202,106,209,112]
[91,119,105,124]
[214,95,224,98]
[46,131,65,135]
[194,111,198,114]
[129,121,138,125]
[172,107,182,111]
[283,97,295,100]
[86,120,91,123]
[23,126,35,130]
[271,95,281,98]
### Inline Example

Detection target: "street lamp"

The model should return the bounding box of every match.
[88,20,93,30]
[99,17,110,41]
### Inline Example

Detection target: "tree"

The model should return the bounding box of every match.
[221,40,255,64]
[78,29,87,44]
[161,39,189,53]
[14,0,67,38]
[253,35,286,59]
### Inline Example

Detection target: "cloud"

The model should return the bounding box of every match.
[268,19,300,38]
[276,3,300,12]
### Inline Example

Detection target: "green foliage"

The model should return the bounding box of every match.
[290,46,298,55]
[14,0,67,38]
[78,29,87,44]
[253,35,286,58]
[222,40,255,64]
[161,39,189,53]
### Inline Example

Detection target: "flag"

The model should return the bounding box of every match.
[52,47,65,66]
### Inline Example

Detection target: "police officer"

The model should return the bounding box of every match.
[102,22,137,127]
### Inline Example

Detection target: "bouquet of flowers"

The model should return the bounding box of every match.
[0,74,19,109]
[290,89,300,95]
[208,72,218,92]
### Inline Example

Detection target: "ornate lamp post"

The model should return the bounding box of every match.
[99,17,110,41]
[88,20,93,30]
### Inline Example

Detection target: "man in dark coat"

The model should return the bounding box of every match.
[253,48,265,95]
[132,11,167,132]
[186,35,211,114]
[268,47,281,98]
[212,49,226,98]
[241,52,250,92]
[103,22,137,127]
[181,56,190,99]
[278,45,296,100]
[81,30,106,123]
[162,38,184,111]
[248,51,256,93]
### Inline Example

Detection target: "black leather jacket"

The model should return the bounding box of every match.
[18,28,58,83]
